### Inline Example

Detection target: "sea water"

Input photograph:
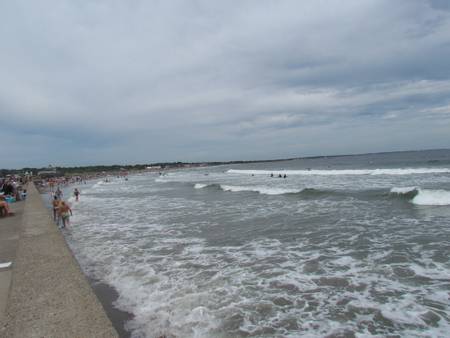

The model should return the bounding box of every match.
[64,149,450,337]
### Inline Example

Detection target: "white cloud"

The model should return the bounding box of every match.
[1,0,450,167]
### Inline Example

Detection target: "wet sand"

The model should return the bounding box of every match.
[89,278,134,338]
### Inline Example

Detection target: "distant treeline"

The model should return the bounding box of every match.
[1,162,193,176]
[0,158,295,176]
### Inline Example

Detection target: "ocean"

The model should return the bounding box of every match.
[63,149,450,337]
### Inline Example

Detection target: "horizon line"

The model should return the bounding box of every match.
[2,147,450,172]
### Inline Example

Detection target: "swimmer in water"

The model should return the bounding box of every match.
[74,188,80,202]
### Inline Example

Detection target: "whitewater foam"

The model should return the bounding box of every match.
[92,181,106,188]
[412,189,450,206]
[228,168,450,176]
[62,155,450,338]
[220,185,303,195]
[391,187,450,205]
[390,186,418,194]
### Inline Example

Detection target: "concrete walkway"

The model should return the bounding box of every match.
[0,200,22,325]
[0,184,118,338]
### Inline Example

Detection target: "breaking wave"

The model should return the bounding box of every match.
[219,185,303,195]
[193,183,304,195]
[197,183,450,204]
[390,186,419,199]
[228,168,450,176]
[390,187,419,194]
[391,187,450,205]
[412,189,450,206]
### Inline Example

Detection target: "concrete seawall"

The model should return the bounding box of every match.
[0,183,118,337]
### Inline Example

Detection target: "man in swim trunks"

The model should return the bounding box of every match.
[58,201,72,228]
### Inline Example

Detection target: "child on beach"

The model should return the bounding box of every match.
[58,201,72,228]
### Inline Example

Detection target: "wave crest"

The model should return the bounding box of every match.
[412,189,450,206]
[391,187,450,205]
[220,185,303,195]
[228,168,450,176]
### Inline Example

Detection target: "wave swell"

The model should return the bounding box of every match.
[228,168,450,176]
[194,183,305,195]
[198,183,450,204]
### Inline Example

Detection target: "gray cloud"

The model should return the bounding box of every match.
[1,0,450,167]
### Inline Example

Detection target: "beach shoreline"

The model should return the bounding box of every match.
[89,278,134,338]
[38,182,134,338]
[1,183,119,337]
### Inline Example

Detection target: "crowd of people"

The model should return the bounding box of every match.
[0,174,81,228]
[0,176,29,217]
[2,171,125,227]
[50,186,79,228]
[35,176,86,192]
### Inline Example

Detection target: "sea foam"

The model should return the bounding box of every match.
[220,185,303,195]
[412,189,450,206]
[391,187,450,205]
[65,160,450,338]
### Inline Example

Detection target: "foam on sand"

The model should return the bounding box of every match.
[228,168,450,176]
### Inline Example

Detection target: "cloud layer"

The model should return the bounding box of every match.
[1,0,450,167]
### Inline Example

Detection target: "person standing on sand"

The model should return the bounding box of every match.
[74,188,80,201]
[58,201,72,228]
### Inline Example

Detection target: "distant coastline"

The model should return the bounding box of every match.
[2,148,449,176]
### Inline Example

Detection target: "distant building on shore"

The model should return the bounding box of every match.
[37,165,61,178]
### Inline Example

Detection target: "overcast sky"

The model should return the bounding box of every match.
[1,0,450,168]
